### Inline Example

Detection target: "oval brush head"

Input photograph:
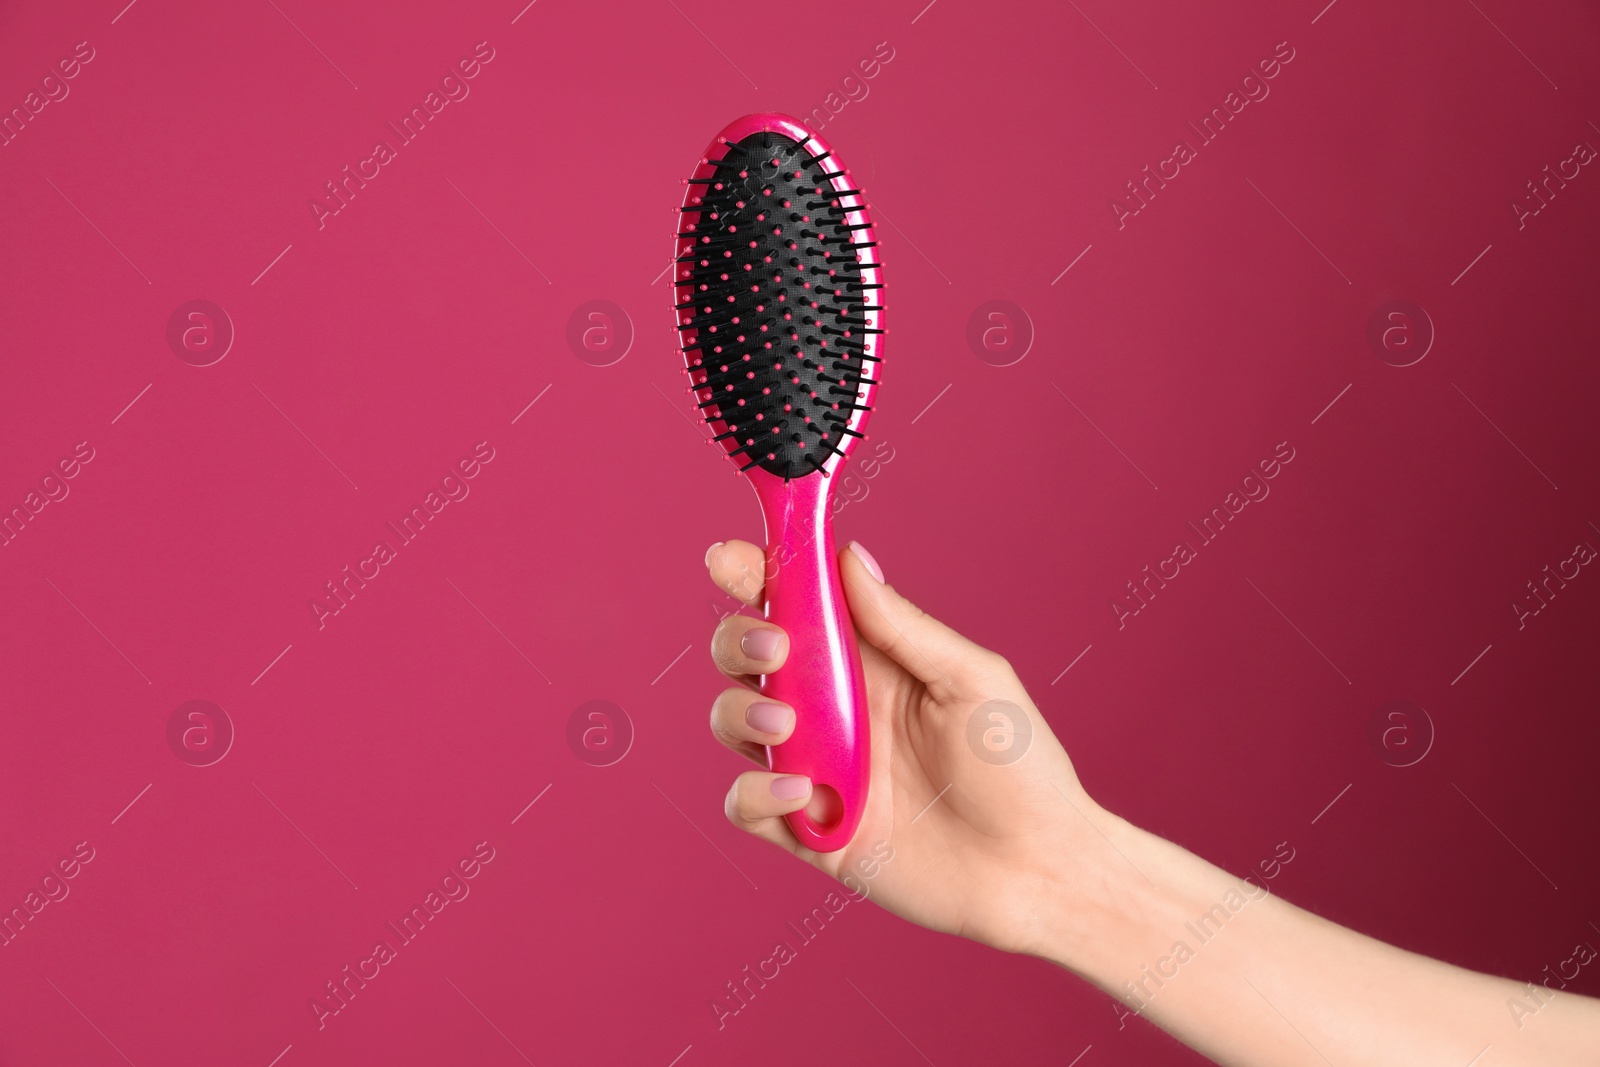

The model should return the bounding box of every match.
[676,121,882,477]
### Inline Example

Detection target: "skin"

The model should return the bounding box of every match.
[705,539,1600,1067]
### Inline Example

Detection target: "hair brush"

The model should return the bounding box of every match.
[674,113,884,853]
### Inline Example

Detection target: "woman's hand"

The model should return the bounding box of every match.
[704,538,1118,959]
[703,540,1600,1066]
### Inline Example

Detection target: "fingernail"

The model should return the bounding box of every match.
[848,541,884,583]
[704,542,725,567]
[741,627,783,662]
[745,701,792,735]
[770,775,811,800]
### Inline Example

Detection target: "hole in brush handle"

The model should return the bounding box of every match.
[791,783,845,836]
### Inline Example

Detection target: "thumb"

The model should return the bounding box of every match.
[837,541,1004,696]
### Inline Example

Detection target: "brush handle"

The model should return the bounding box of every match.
[752,473,869,853]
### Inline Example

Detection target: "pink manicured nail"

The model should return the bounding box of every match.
[704,542,725,567]
[741,627,783,662]
[770,775,810,800]
[848,541,884,583]
[745,701,792,735]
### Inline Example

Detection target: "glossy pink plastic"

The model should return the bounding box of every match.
[675,113,883,852]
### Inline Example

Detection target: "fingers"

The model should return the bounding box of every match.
[709,688,795,765]
[709,613,789,684]
[837,541,1009,696]
[705,537,1004,694]
[706,540,766,607]
[710,684,817,860]
[723,770,812,856]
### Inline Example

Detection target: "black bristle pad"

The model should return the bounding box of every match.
[678,132,873,479]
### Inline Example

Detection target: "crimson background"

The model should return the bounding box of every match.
[2,1,1598,1064]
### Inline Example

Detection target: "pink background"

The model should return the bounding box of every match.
[3,1,1599,1064]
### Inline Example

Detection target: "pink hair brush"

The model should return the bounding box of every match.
[674,113,884,852]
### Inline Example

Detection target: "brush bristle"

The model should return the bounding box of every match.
[675,130,881,479]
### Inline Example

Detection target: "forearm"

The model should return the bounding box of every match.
[1041,805,1600,1066]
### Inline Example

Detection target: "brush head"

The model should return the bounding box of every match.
[675,115,883,480]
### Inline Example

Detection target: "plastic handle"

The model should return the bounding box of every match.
[751,473,869,852]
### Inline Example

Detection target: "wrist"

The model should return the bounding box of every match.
[1026,804,1164,977]
[1031,805,1282,1012]
[1029,805,1229,988]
